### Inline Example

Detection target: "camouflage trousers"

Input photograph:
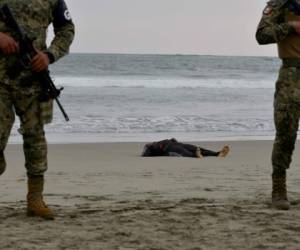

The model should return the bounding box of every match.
[272,59,300,176]
[0,82,49,177]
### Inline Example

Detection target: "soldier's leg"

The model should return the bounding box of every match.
[14,88,54,219]
[0,85,15,175]
[16,102,47,177]
[13,85,48,176]
[270,64,300,210]
[271,107,299,210]
[272,109,299,174]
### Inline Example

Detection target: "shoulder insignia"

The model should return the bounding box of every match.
[263,0,288,15]
[263,5,273,15]
[53,0,73,28]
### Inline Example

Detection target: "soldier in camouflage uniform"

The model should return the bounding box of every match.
[256,0,300,210]
[0,0,74,219]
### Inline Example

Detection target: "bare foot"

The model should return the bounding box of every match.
[219,146,230,157]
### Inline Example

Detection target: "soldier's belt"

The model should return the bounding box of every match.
[282,58,300,68]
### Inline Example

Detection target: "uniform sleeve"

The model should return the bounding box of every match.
[256,0,295,45]
[46,0,75,63]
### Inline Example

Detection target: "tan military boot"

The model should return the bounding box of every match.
[272,174,290,210]
[0,151,6,176]
[27,176,55,220]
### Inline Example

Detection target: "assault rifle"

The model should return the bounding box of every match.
[0,4,69,121]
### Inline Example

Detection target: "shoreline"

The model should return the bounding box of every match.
[7,132,277,144]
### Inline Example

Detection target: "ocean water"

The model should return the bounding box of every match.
[9,54,282,143]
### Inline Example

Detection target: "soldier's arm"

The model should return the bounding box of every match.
[46,0,75,63]
[256,0,295,45]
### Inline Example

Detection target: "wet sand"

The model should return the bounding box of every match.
[1,141,300,249]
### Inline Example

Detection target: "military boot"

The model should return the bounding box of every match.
[272,174,290,210]
[27,176,55,220]
[0,151,6,176]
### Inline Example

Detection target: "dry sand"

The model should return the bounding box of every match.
[1,140,300,250]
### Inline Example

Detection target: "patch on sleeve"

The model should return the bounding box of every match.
[263,5,273,15]
[53,0,73,28]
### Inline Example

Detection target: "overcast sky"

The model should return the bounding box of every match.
[64,0,276,56]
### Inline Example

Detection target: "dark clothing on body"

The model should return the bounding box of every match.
[142,138,219,157]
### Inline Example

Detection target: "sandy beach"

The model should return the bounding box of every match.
[1,140,300,249]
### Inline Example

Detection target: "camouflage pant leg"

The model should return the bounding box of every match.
[272,107,299,174]
[13,87,48,177]
[0,85,15,175]
[272,66,300,175]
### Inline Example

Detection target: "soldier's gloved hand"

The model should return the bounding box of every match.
[291,21,300,35]
[0,32,19,55]
[31,50,50,72]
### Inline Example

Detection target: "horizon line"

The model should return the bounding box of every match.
[68,52,277,58]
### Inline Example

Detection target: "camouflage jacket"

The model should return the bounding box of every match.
[0,0,75,81]
[256,0,295,44]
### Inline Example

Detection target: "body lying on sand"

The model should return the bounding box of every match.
[142,138,230,158]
